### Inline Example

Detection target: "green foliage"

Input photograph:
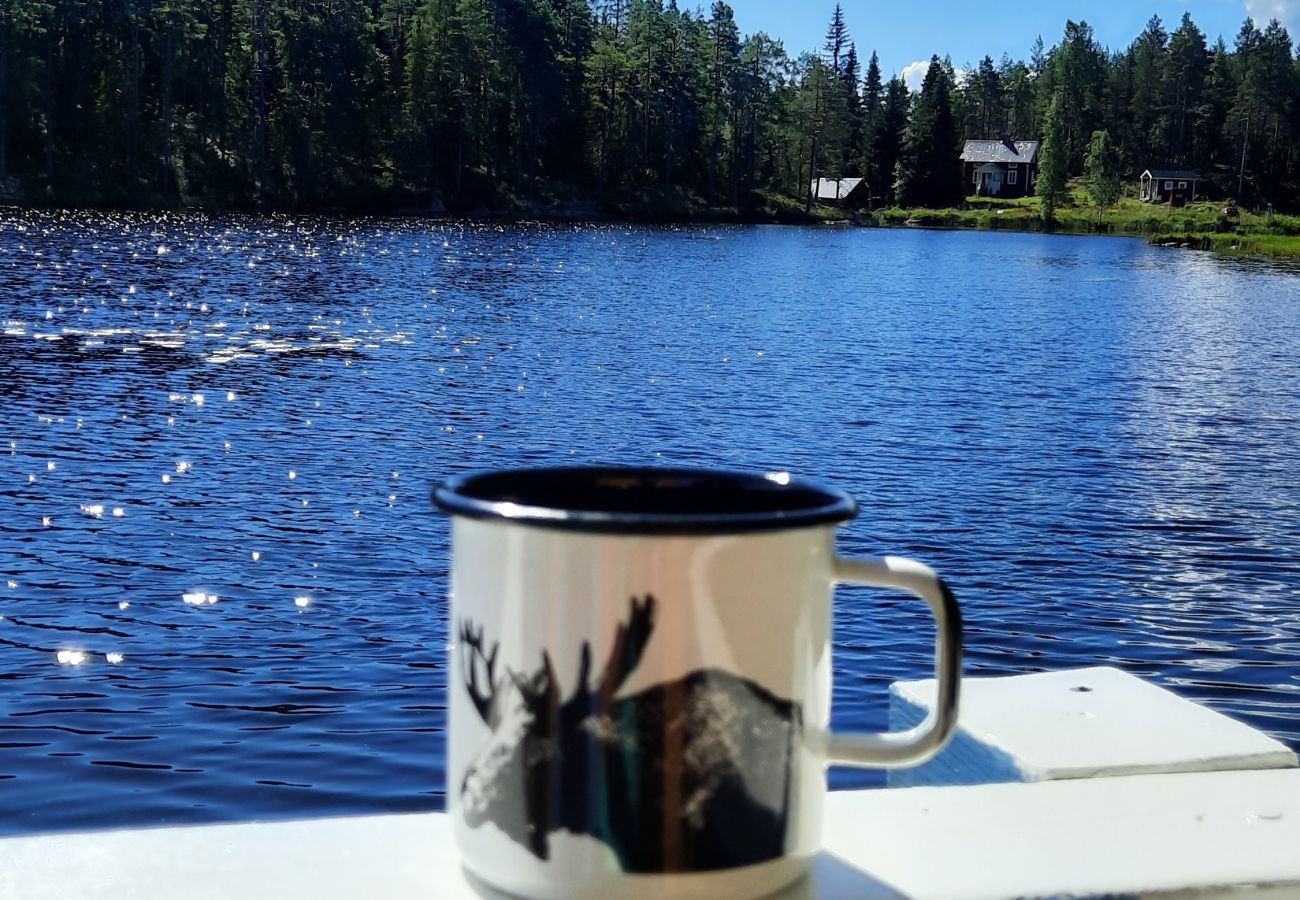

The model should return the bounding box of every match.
[1036,92,1069,220]
[3,4,1300,214]
[1147,230,1300,258]
[869,197,1300,261]
[1084,129,1122,214]
[869,75,909,206]
[1036,20,1107,172]
[963,56,1004,140]
[895,57,962,208]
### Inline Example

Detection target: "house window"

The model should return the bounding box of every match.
[1165,181,1173,190]
[1178,181,1187,189]
[1007,170,1018,185]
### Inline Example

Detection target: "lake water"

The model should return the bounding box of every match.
[2,211,1299,835]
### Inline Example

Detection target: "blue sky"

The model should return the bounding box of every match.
[725,0,1297,88]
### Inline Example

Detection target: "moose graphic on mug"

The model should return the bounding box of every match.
[456,595,804,873]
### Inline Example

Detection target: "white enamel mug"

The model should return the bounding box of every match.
[434,467,961,900]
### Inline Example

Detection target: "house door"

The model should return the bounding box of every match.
[978,170,1003,195]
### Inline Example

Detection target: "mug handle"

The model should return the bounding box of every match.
[825,555,963,768]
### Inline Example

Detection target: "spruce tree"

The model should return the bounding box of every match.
[841,43,863,175]
[896,56,961,208]
[3,1,1299,212]
[1084,128,1121,220]
[875,75,909,205]
[1037,91,1069,221]
[860,51,884,197]
[824,4,847,75]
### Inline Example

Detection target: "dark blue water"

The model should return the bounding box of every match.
[2,211,1299,835]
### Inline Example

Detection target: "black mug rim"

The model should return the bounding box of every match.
[433,466,858,535]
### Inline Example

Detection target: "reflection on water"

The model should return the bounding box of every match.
[1,211,1299,832]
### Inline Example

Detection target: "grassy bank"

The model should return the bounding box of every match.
[861,193,1300,260]
[1145,230,1300,258]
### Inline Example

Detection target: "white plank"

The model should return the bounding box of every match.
[4,769,1300,899]
[890,666,1297,785]
[821,768,1300,899]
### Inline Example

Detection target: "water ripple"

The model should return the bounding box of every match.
[2,211,1299,827]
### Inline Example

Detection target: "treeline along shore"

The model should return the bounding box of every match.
[1,1,1299,243]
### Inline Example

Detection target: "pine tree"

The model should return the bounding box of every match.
[0,1,52,182]
[1039,20,1106,172]
[964,55,1004,139]
[1126,15,1169,167]
[1197,38,1235,171]
[4,1,1300,211]
[1230,17,1264,202]
[1253,20,1296,184]
[1002,58,1036,138]
[1164,13,1207,166]
[816,7,852,178]
[706,1,741,201]
[1029,35,1046,76]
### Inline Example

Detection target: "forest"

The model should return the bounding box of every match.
[0,1,1297,214]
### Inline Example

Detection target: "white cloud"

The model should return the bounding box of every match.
[900,60,968,93]
[1246,0,1300,36]
[901,60,931,92]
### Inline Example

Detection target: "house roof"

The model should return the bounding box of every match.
[1142,168,1200,180]
[960,139,1040,164]
[812,177,864,201]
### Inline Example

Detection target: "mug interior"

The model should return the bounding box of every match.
[433,467,856,534]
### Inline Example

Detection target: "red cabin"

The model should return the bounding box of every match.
[961,138,1040,199]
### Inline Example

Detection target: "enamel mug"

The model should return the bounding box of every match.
[434,467,962,900]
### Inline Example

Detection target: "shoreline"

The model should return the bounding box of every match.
[3,196,1298,262]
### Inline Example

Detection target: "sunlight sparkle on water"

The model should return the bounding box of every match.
[2,210,1298,827]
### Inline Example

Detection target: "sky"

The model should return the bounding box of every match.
[724,0,1298,89]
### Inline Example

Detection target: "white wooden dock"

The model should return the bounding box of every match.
[4,668,1297,900]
